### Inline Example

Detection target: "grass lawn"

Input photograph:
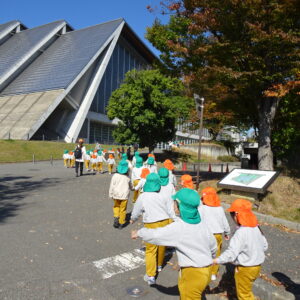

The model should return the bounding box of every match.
[0,140,118,163]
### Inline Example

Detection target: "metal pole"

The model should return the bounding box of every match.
[50,155,53,165]
[196,97,204,191]
[33,154,35,164]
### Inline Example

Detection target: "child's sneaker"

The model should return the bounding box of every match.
[143,274,156,286]
[157,266,162,272]
[211,274,217,281]
[113,217,119,228]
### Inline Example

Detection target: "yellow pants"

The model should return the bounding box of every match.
[212,234,223,275]
[144,219,170,277]
[70,159,75,168]
[132,179,140,203]
[235,265,261,300]
[113,199,128,225]
[97,162,103,172]
[178,266,212,300]
[91,162,97,171]
[108,164,114,173]
[85,160,90,170]
[63,159,68,167]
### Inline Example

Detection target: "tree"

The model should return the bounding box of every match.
[146,0,300,170]
[107,69,193,151]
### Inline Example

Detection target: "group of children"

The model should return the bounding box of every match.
[63,148,117,174]
[109,151,268,300]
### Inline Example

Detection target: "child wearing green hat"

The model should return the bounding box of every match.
[158,167,176,222]
[132,151,140,167]
[96,150,106,173]
[121,153,133,170]
[145,157,157,174]
[63,150,69,168]
[131,188,217,297]
[84,150,91,172]
[109,160,131,229]
[130,173,170,285]
[131,156,144,203]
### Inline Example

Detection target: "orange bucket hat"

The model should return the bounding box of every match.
[109,154,114,159]
[163,159,175,170]
[148,153,155,159]
[92,154,97,159]
[227,199,258,227]
[141,168,150,179]
[202,187,221,207]
[181,174,194,189]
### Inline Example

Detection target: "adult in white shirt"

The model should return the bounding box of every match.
[75,138,86,177]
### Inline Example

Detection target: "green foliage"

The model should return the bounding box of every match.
[107,69,193,149]
[146,0,300,168]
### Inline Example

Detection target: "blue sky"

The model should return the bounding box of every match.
[1,0,167,57]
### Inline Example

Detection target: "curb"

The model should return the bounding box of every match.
[221,203,300,232]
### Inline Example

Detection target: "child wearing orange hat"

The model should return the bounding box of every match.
[107,154,116,174]
[213,199,268,300]
[90,152,98,173]
[180,174,194,189]
[163,159,177,187]
[199,187,230,281]
[134,168,150,193]
[69,151,75,168]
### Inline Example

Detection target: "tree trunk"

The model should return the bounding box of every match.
[258,98,279,170]
[149,145,155,154]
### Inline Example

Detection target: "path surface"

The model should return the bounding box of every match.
[0,161,299,299]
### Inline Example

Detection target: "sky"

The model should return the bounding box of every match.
[0,0,168,57]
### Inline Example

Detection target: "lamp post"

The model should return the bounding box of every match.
[194,94,205,190]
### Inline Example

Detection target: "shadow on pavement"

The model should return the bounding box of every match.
[272,272,300,298]
[0,175,61,223]
[153,284,179,296]
[206,263,238,299]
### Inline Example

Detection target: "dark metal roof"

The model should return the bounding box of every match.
[1,19,124,96]
[0,20,66,90]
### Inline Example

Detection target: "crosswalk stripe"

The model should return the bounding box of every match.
[93,249,145,279]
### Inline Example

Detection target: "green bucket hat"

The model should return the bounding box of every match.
[172,188,201,224]
[147,157,155,165]
[158,167,169,186]
[143,173,161,192]
[122,153,128,160]
[117,160,129,174]
[135,151,140,157]
[97,150,102,155]
[64,149,68,154]
[136,156,143,168]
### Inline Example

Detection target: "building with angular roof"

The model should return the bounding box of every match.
[0,19,155,143]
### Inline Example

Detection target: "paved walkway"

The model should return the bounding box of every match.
[0,161,299,299]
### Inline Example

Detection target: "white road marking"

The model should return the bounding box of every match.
[93,249,145,279]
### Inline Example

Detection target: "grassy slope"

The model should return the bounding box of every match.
[199,176,300,223]
[0,140,117,163]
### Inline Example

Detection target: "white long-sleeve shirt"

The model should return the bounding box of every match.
[216,226,268,266]
[169,171,177,187]
[138,218,217,267]
[107,158,116,165]
[198,205,230,235]
[109,173,130,200]
[135,178,146,191]
[131,167,143,184]
[146,165,157,173]
[159,184,176,220]
[131,192,170,223]
[97,155,106,163]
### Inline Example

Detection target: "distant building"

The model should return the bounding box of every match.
[0,19,155,143]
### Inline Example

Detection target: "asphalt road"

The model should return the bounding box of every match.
[0,161,299,300]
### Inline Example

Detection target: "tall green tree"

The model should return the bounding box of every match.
[146,0,300,170]
[107,69,193,151]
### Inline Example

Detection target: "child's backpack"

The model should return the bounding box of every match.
[74,146,82,159]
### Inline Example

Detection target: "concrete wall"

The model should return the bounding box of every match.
[181,144,232,159]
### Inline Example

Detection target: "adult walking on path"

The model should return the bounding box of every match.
[74,138,86,177]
